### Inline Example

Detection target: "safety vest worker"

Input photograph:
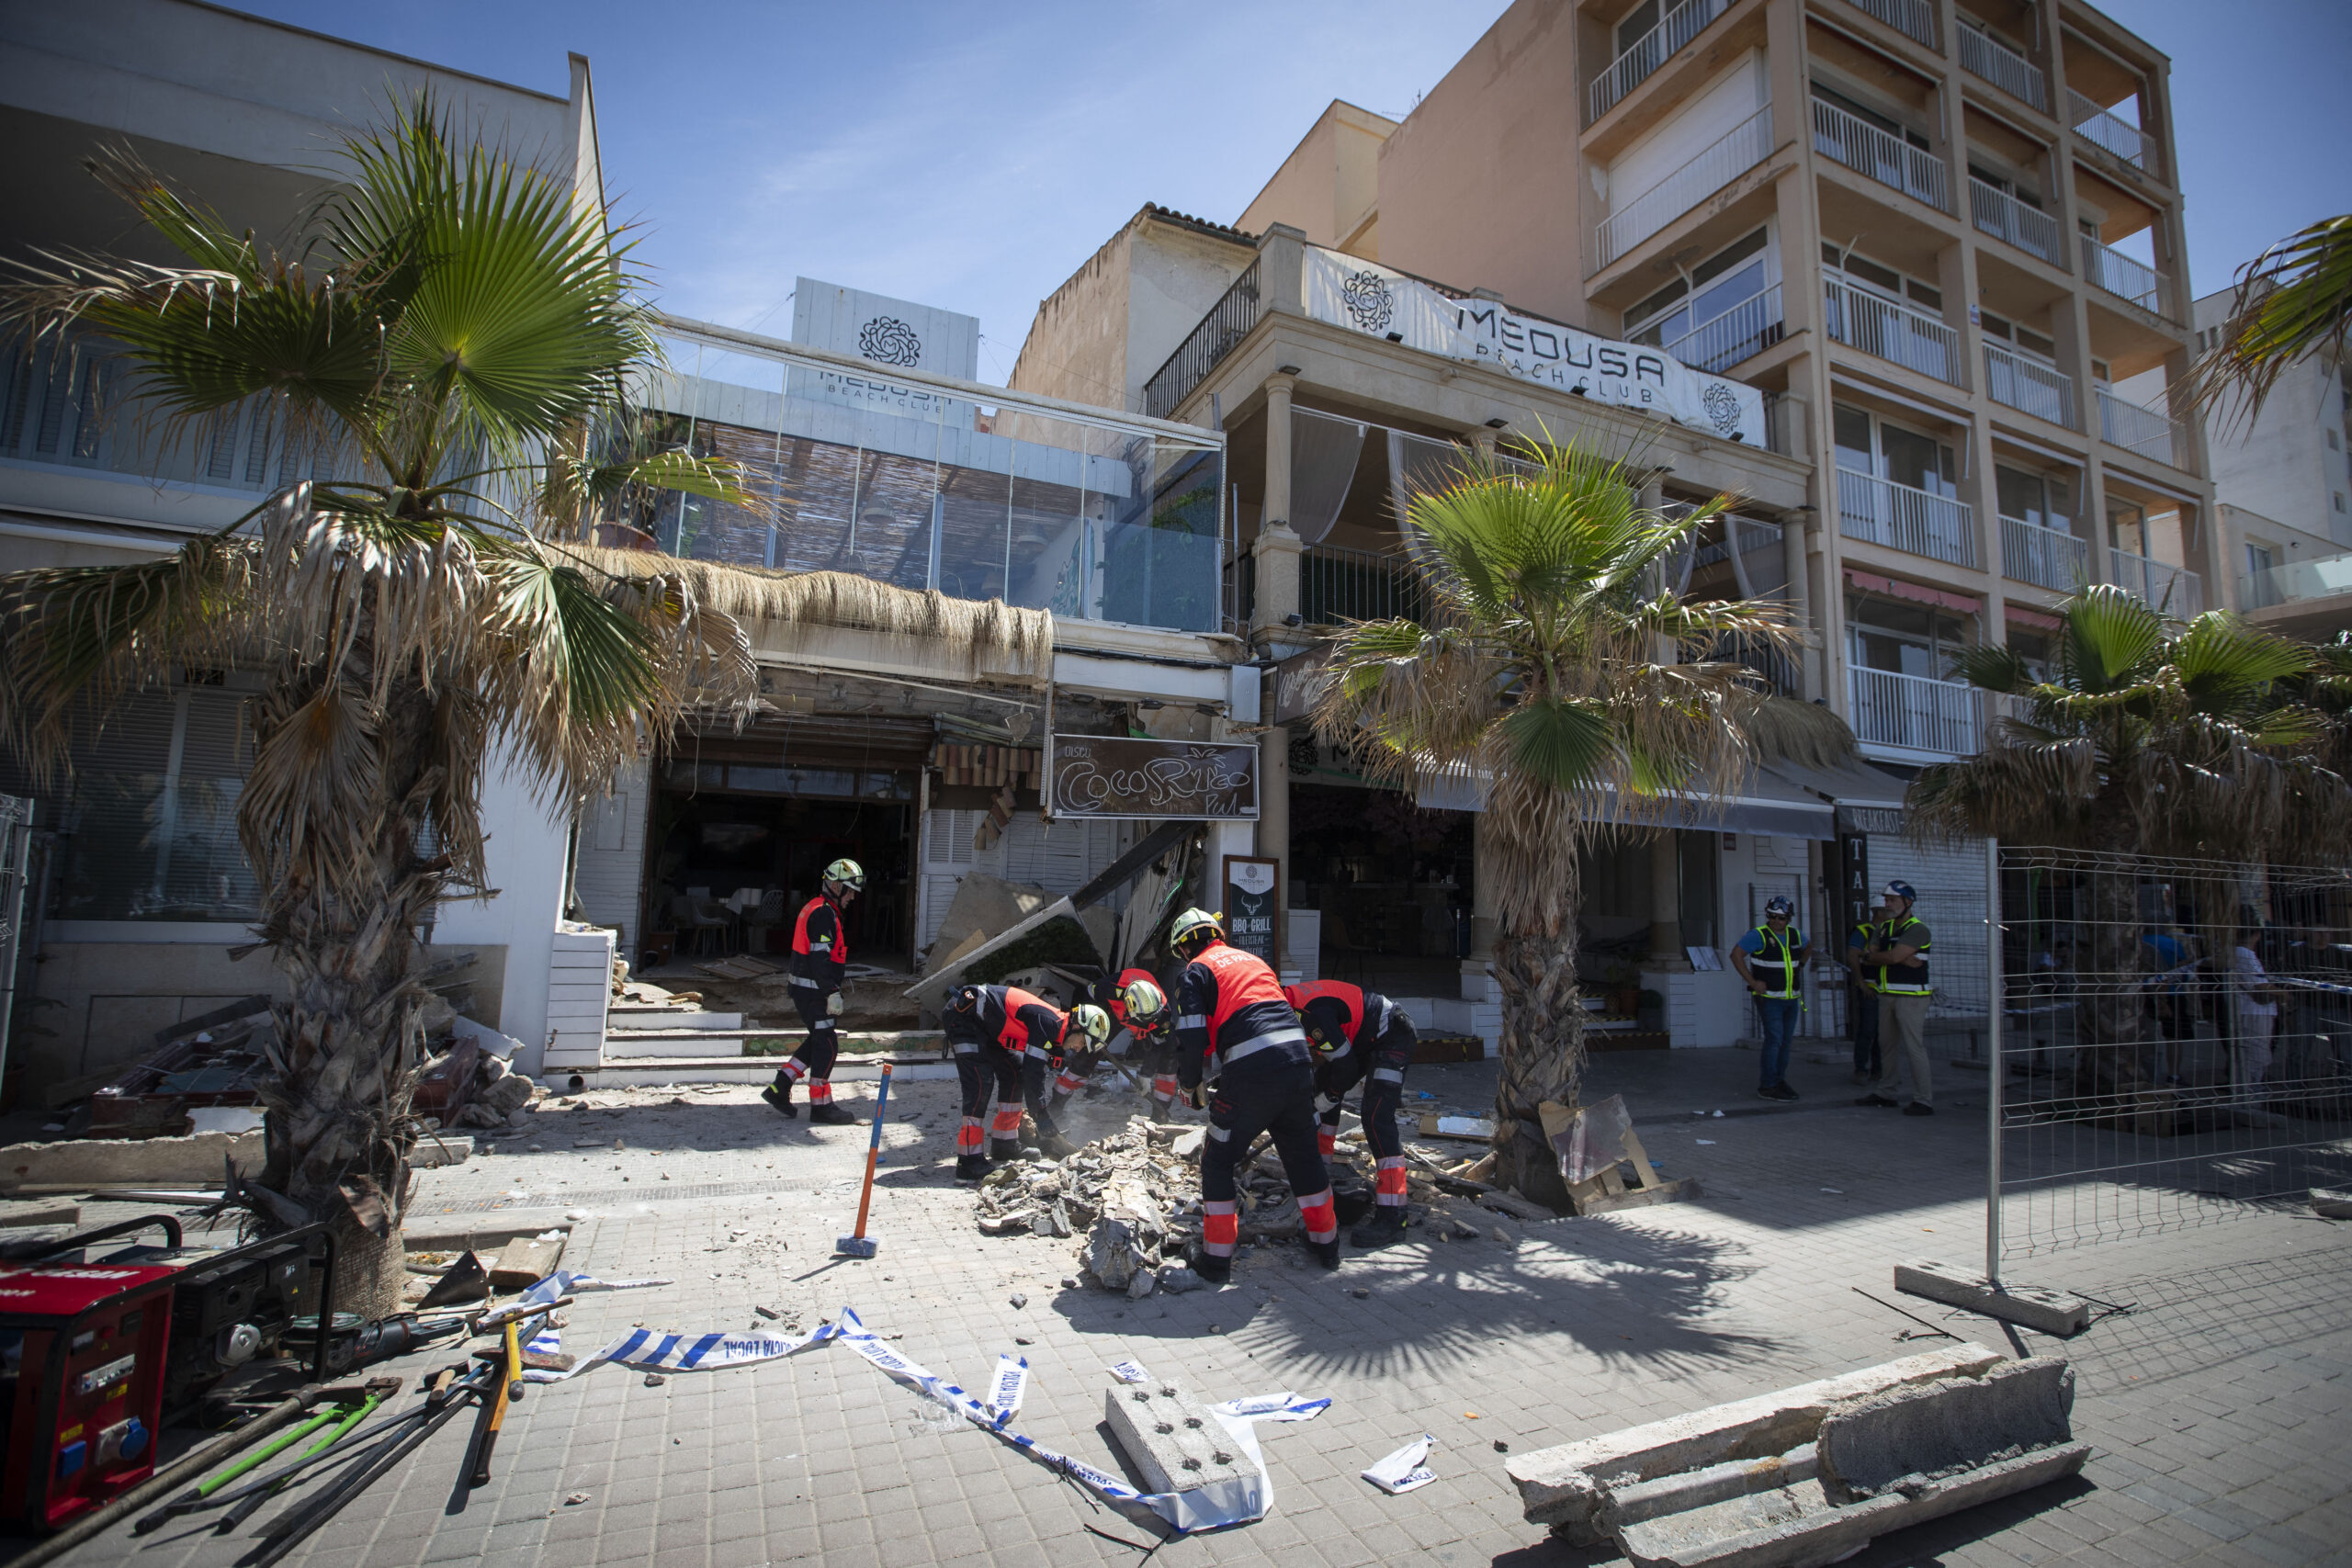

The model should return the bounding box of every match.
[765,858,865,1126]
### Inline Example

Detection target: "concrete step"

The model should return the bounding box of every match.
[587,1055,960,1087]
[608,1009,745,1032]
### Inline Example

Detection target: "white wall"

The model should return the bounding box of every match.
[1602,50,1768,207]
[435,748,574,1064]
[2190,293,2352,548]
[573,758,650,961]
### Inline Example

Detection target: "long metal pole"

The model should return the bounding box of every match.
[1984,834,2005,1288]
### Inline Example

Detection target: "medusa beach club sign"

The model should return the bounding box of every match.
[1302,249,1765,445]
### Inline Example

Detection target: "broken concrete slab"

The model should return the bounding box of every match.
[0,1201,81,1230]
[1607,1360,2088,1567]
[2309,1186,2352,1220]
[0,1129,266,1192]
[1104,1382,1250,1496]
[1507,1343,2003,1537]
[1894,1259,2089,1337]
[487,1233,566,1292]
[1817,1358,2075,1503]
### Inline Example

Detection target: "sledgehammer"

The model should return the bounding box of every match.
[836,1063,892,1258]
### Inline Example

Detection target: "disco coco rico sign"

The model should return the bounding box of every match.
[1049,738,1258,820]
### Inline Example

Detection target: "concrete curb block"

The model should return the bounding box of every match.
[1894,1259,2090,1337]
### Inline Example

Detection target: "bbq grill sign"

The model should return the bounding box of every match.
[1302,248,1766,444]
[1049,738,1258,819]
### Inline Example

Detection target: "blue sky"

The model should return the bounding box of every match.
[235,0,2352,384]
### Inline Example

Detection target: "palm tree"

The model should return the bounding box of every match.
[1313,443,1801,1195]
[2190,214,2352,425]
[1908,587,2352,1074]
[0,104,754,1310]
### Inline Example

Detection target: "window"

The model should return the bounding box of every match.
[2328,429,2341,451]
[1969,163,2044,209]
[1812,82,1932,152]
[1845,594,1971,679]
[1821,244,1940,309]
[1626,229,1773,349]
[1834,403,1960,496]
[1996,465,2069,528]
[2336,492,2346,513]
[2245,542,2275,577]
[1616,0,1660,55]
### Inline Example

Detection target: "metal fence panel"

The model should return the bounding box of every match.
[1992,847,2352,1271]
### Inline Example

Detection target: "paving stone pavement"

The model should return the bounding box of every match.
[40,1045,2352,1568]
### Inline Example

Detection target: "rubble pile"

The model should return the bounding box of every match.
[971,1113,1546,1292]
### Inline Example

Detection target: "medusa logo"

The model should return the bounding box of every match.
[857,316,922,367]
[1702,381,1743,436]
[1341,270,1395,333]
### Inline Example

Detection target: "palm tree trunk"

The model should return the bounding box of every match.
[254,663,445,1316]
[2072,851,2151,1117]
[1489,928,1586,1198]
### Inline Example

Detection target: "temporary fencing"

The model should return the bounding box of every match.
[1987,846,2352,1279]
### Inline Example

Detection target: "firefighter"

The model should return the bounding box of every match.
[1049,969,1164,1122]
[1284,979,1416,1249]
[763,859,864,1126]
[1170,908,1340,1282]
[942,983,1112,1179]
[1098,968,1181,1121]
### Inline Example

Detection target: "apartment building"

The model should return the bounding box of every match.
[2189,288,2352,640]
[0,0,602,1089]
[1245,0,2217,769]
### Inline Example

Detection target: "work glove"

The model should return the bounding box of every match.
[826,991,845,1017]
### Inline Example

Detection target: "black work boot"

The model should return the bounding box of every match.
[954,1155,990,1182]
[1188,1246,1232,1285]
[1036,1129,1079,1160]
[808,1101,858,1126]
[1331,1188,1376,1227]
[1349,1206,1408,1249]
[989,1139,1023,1164]
[1306,1237,1342,1270]
[762,1080,797,1119]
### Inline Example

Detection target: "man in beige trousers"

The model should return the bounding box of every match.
[1855,881,1936,1117]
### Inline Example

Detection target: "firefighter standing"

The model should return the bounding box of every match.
[1284,980,1417,1249]
[941,983,1111,1179]
[1099,968,1181,1121]
[763,859,865,1126]
[1170,908,1340,1282]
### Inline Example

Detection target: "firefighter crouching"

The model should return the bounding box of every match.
[942,983,1111,1179]
[1098,968,1181,1121]
[764,858,865,1126]
[1285,980,1416,1249]
[1170,908,1340,1282]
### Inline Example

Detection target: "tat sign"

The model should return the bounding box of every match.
[1049,738,1258,820]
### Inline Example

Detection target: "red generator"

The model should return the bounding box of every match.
[0,1246,177,1529]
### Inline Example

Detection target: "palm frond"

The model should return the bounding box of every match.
[2188,214,2352,427]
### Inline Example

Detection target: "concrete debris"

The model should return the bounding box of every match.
[1105,1382,1250,1496]
[1603,1358,2089,1567]
[2312,1187,2352,1220]
[1157,1263,1203,1294]
[488,1233,566,1292]
[1894,1259,2091,1337]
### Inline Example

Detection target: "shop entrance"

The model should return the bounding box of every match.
[1288,783,1474,994]
[642,761,916,968]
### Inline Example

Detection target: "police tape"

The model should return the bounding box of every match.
[514,1300,1325,1531]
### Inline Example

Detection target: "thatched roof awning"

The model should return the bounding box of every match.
[576,549,1055,689]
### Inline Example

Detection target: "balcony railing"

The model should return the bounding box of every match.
[2069,88,2150,173]
[1967,177,2063,265]
[1812,96,1950,210]
[2240,550,2352,613]
[1824,276,1962,385]
[1999,515,2086,591]
[1850,666,1982,756]
[1300,542,1425,626]
[1589,0,1727,122]
[1843,0,1936,48]
[2079,235,2171,319]
[1662,284,1785,374]
[2097,388,2188,468]
[1143,260,1261,420]
[1838,468,1977,567]
[1984,343,2076,428]
[1957,19,2048,111]
[2110,547,2203,616]
[1597,106,1773,268]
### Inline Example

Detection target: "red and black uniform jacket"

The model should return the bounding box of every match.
[1285,980,1406,1104]
[1174,940,1309,1093]
[1101,965,1171,1047]
[789,893,849,994]
[946,984,1070,1067]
